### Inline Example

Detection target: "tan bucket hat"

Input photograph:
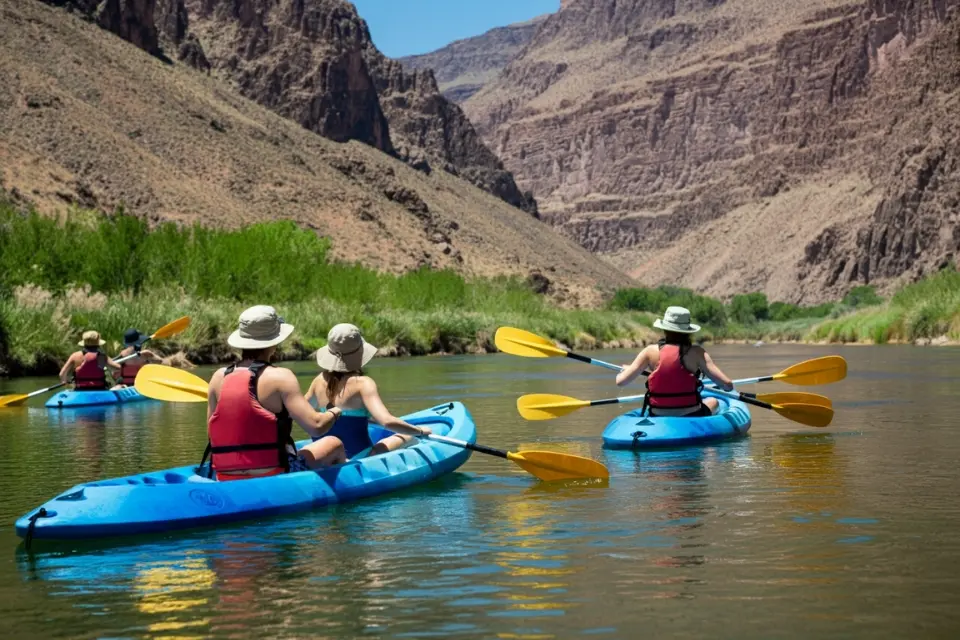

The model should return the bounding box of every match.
[227,305,295,349]
[653,306,701,334]
[78,330,105,347]
[316,323,378,372]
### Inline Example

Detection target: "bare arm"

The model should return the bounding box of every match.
[359,378,431,436]
[701,350,734,391]
[276,370,341,439]
[105,356,122,371]
[207,368,224,422]
[303,377,318,405]
[139,348,161,363]
[616,346,653,387]
[58,354,78,383]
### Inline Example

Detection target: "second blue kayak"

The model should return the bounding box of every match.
[602,391,751,449]
[17,401,475,541]
[44,387,149,408]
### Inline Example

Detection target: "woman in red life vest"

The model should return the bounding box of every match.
[58,330,122,391]
[304,323,432,459]
[205,306,345,481]
[111,328,161,390]
[616,306,734,417]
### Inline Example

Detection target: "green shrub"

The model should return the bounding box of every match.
[729,293,769,323]
[842,285,883,308]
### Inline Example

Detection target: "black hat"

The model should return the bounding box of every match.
[123,328,146,347]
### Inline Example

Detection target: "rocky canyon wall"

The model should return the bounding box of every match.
[162,0,536,215]
[465,0,960,301]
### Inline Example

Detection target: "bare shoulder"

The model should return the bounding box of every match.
[263,366,298,386]
[354,375,378,393]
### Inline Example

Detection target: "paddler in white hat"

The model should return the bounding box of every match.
[205,306,346,480]
[305,323,431,459]
[616,306,734,417]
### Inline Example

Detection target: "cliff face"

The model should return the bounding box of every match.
[466,0,960,301]
[2,1,624,304]
[399,16,546,103]
[40,0,161,54]
[168,0,535,215]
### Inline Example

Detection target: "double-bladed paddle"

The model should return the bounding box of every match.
[0,316,191,408]
[517,391,835,428]
[135,365,610,482]
[494,327,847,388]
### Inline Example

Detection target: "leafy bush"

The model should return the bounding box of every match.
[842,285,883,308]
[729,293,769,323]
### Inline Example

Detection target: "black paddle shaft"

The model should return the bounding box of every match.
[463,441,509,459]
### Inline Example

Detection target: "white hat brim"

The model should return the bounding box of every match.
[316,340,378,372]
[227,323,295,349]
[78,339,106,347]
[653,319,701,334]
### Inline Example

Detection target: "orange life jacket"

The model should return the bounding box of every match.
[645,343,702,410]
[74,349,107,390]
[205,362,295,481]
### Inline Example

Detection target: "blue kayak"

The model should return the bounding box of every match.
[16,402,475,541]
[45,387,149,408]
[602,391,751,449]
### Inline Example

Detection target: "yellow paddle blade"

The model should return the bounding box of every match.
[755,392,832,409]
[150,316,191,340]
[771,403,834,428]
[0,394,29,408]
[516,394,590,421]
[774,356,847,386]
[135,364,209,403]
[494,327,568,358]
[507,450,610,482]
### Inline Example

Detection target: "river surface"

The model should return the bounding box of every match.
[0,345,958,639]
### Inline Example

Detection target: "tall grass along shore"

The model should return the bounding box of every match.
[0,203,654,375]
[1,201,955,376]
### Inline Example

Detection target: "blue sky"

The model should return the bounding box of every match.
[352,0,560,58]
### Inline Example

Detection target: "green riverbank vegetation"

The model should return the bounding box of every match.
[2,201,955,375]
[0,204,654,375]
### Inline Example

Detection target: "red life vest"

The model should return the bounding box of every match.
[74,349,107,390]
[205,362,294,481]
[646,343,702,410]
[119,350,145,386]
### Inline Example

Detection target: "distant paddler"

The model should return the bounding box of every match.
[616,306,735,417]
[111,328,161,390]
[58,330,121,392]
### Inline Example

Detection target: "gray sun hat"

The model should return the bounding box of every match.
[316,323,378,372]
[653,306,701,334]
[227,305,295,349]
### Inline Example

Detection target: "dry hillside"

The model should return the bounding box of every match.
[464,0,960,302]
[0,0,631,305]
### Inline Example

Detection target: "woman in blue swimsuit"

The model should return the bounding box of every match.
[305,323,431,458]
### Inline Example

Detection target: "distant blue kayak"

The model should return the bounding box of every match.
[602,391,751,449]
[17,402,475,541]
[44,387,149,408]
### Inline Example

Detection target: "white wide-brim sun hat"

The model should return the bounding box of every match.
[316,323,378,372]
[227,305,295,349]
[652,306,701,334]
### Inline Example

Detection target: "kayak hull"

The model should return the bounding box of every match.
[44,387,148,408]
[16,401,475,541]
[602,391,751,449]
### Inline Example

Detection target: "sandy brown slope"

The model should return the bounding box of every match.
[0,0,631,305]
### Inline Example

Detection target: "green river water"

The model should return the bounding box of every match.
[0,345,958,639]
